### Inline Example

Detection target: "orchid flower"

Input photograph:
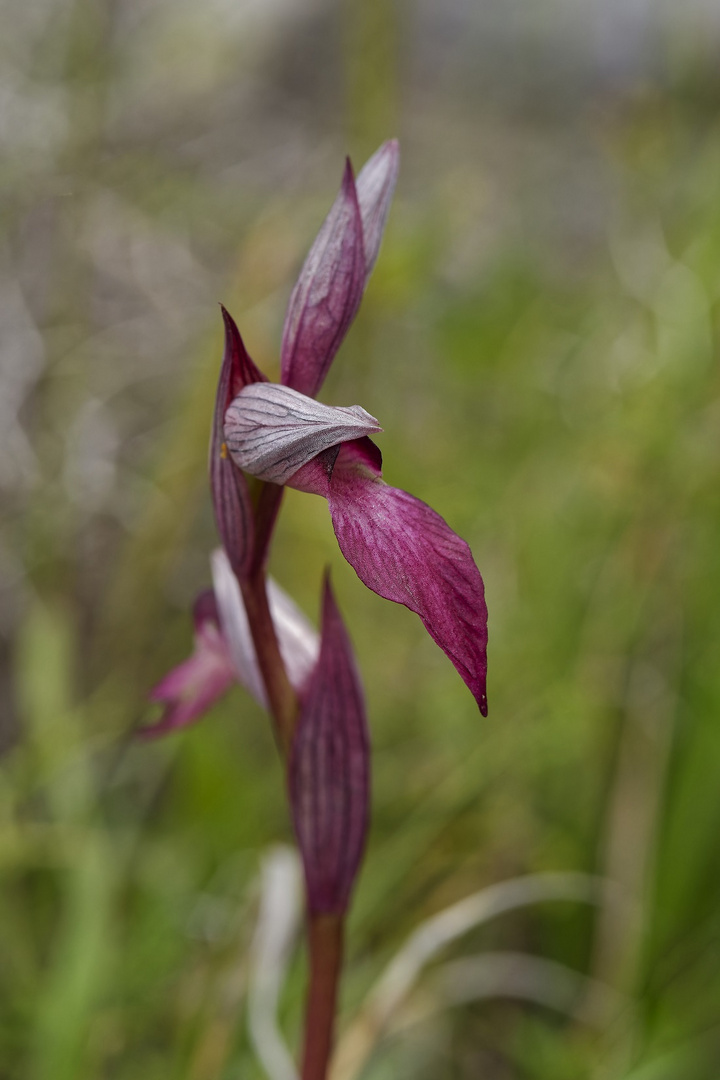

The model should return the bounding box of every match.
[148,139,487,728]
[215,140,488,714]
[144,548,319,737]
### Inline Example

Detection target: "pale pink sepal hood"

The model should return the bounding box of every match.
[289,576,370,915]
[224,383,381,485]
[290,439,489,715]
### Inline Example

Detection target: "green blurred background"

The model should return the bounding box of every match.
[3,0,720,1076]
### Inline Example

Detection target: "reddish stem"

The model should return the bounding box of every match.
[301,914,344,1080]
[240,481,297,754]
[238,481,345,1078]
[241,571,297,756]
[252,482,284,576]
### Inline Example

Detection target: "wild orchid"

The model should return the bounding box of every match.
[146,140,488,1080]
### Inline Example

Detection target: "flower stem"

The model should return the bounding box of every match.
[241,571,297,756]
[301,914,344,1080]
[238,481,298,754]
[252,482,285,576]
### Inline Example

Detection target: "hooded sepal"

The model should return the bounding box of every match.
[210,307,266,579]
[289,576,370,915]
[224,382,381,485]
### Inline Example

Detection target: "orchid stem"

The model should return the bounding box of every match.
[239,481,298,754]
[241,571,297,756]
[301,914,344,1080]
[252,482,285,576]
[242,481,345,1076]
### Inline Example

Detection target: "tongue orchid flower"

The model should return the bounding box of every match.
[215,140,488,714]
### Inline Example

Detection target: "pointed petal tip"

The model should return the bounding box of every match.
[355,142,400,278]
[321,567,339,620]
[219,302,239,342]
[376,138,400,161]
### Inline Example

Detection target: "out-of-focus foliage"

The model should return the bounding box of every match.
[2,1,720,1077]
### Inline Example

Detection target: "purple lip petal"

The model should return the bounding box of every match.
[224,383,381,485]
[211,547,319,705]
[289,575,370,915]
[325,441,489,715]
[142,596,236,738]
[210,308,266,579]
[280,159,366,398]
[355,139,400,280]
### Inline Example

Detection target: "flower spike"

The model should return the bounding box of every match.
[280,160,366,399]
[210,307,266,580]
[224,383,382,485]
[289,576,370,915]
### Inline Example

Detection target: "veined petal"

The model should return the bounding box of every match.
[210,307,266,579]
[143,591,235,737]
[224,382,381,485]
[280,160,365,398]
[356,139,400,279]
[289,576,370,915]
[324,441,488,715]
[211,547,319,706]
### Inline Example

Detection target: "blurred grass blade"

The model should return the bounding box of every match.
[247,846,302,1080]
[403,951,628,1031]
[331,872,613,1080]
[30,834,115,1080]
